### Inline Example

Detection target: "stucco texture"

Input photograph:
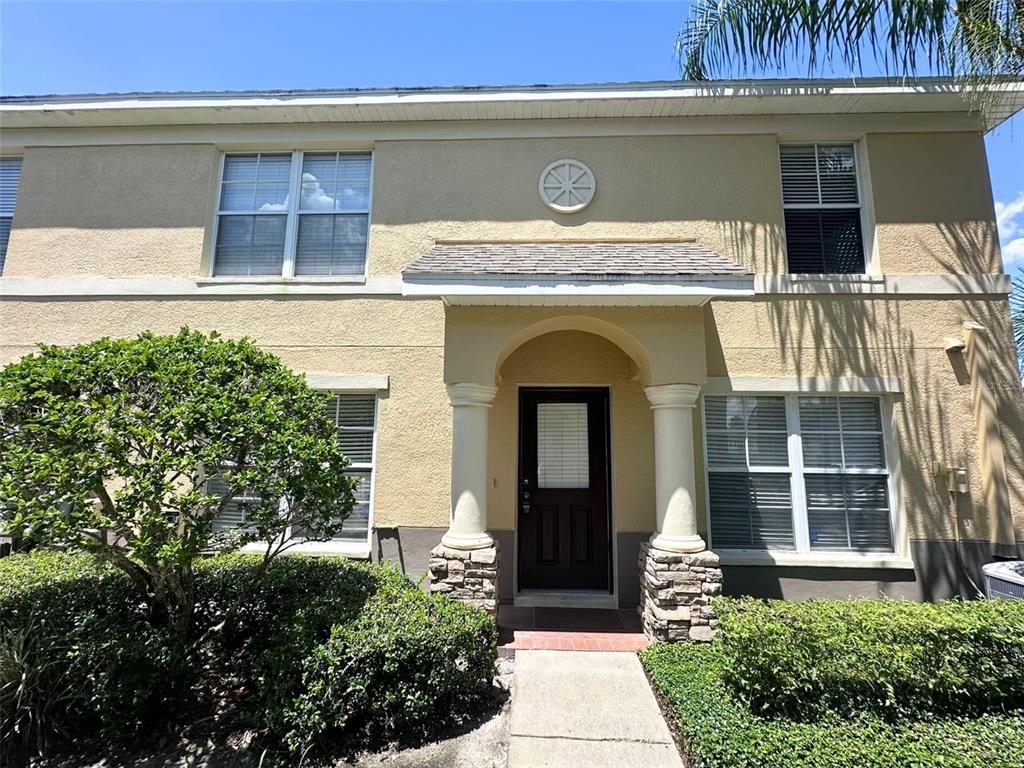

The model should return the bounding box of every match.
[704,295,1024,546]
[5,145,217,277]
[0,296,452,530]
[866,132,1003,274]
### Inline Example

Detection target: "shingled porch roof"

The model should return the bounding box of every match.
[403,240,751,279]
[401,241,754,306]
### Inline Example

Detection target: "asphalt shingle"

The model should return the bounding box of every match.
[403,241,750,278]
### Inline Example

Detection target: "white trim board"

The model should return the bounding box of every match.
[704,376,904,395]
[304,373,389,391]
[0,275,404,297]
[717,550,915,570]
[755,274,1012,296]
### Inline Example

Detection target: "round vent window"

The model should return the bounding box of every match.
[539,159,596,213]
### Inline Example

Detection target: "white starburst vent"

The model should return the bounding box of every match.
[539,159,596,213]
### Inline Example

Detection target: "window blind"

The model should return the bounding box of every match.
[213,151,372,278]
[537,402,590,489]
[331,393,377,541]
[705,396,795,550]
[0,157,23,275]
[705,395,894,554]
[780,144,864,275]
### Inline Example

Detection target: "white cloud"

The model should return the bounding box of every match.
[995,191,1024,272]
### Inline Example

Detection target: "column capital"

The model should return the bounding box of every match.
[644,383,701,410]
[447,383,499,408]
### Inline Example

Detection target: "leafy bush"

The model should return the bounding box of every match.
[0,551,183,759]
[0,550,498,762]
[642,642,1024,768]
[192,553,383,735]
[0,329,358,643]
[284,571,497,753]
[714,597,1024,721]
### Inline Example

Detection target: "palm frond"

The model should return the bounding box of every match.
[1011,267,1024,381]
[677,0,1023,85]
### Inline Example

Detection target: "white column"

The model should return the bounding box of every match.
[441,383,498,550]
[644,383,706,553]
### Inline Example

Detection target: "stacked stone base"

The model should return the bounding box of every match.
[427,542,499,614]
[639,541,723,642]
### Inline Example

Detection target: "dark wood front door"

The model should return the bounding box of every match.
[517,387,611,591]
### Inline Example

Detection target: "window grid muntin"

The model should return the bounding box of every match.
[779,142,866,274]
[704,393,896,555]
[212,150,372,278]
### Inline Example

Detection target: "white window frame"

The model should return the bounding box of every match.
[0,156,23,276]
[779,141,869,275]
[209,150,374,281]
[702,392,910,568]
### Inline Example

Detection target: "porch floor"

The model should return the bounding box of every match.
[497,606,649,656]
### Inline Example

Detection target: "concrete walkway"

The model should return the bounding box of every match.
[507,650,683,768]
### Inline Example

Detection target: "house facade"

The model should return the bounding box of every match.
[1,80,1022,632]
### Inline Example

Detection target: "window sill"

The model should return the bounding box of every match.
[717,550,915,570]
[197,276,367,286]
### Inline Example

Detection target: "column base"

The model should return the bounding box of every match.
[440,530,495,550]
[639,541,723,643]
[649,531,707,553]
[428,541,499,615]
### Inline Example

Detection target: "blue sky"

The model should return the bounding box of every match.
[2,0,1022,272]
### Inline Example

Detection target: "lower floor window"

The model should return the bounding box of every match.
[704,394,894,554]
[209,392,376,547]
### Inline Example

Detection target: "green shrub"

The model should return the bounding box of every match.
[0,551,184,759]
[1,550,498,761]
[284,569,497,752]
[641,642,1024,768]
[192,553,383,735]
[713,597,1024,720]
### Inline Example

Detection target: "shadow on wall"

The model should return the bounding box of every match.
[710,216,1024,600]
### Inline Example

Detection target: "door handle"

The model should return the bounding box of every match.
[520,490,531,516]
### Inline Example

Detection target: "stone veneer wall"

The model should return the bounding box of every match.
[639,541,723,642]
[427,542,499,614]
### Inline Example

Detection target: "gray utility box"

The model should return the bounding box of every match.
[982,561,1024,600]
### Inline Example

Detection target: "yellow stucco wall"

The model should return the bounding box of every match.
[4,145,217,277]
[0,296,453,530]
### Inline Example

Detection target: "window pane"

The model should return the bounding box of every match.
[332,394,376,428]
[806,475,891,552]
[220,182,256,211]
[205,473,260,534]
[214,214,286,276]
[709,472,795,550]
[294,214,368,276]
[336,469,371,541]
[706,430,746,468]
[339,430,374,464]
[223,154,260,182]
[256,154,292,182]
[779,145,819,205]
[706,396,787,468]
[784,209,864,274]
[748,430,789,466]
[336,155,372,210]
[0,157,23,215]
[537,402,589,489]
[801,433,844,468]
[300,179,337,211]
[300,153,371,212]
[253,183,290,211]
[817,145,859,204]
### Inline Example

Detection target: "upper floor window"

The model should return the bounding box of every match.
[213,151,372,277]
[0,157,23,275]
[705,394,894,554]
[780,144,865,274]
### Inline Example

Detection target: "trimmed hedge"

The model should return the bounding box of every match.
[714,598,1024,720]
[641,642,1024,768]
[0,551,498,761]
[284,576,497,751]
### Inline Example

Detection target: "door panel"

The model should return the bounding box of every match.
[518,388,611,591]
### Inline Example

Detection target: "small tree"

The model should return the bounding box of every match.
[0,329,358,642]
